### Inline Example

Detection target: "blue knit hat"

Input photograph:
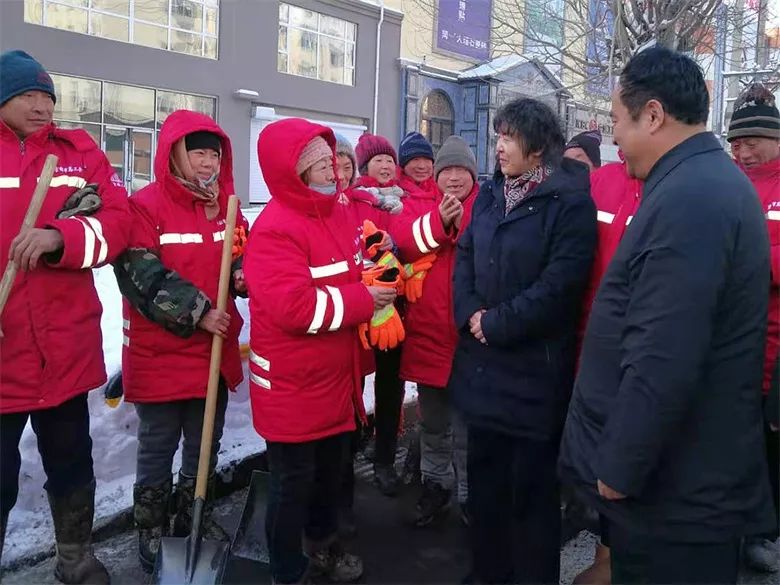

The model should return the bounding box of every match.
[0,50,56,106]
[399,131,434,167]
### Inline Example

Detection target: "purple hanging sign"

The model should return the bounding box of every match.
[436,0,492,61]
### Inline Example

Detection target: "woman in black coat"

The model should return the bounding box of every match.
[451,98,597,584]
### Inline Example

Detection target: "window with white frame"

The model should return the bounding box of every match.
[51,73,216,193]
[24,0,219,59]
[278,3,357,86]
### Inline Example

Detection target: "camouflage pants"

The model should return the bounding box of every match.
[134,384,228,486]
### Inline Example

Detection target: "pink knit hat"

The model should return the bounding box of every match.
[296,136,333,176]
[355,133,397,173]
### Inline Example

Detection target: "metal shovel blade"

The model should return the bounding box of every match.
[230,470,270,563]
[153,498,229,584]
[153,535,229,584]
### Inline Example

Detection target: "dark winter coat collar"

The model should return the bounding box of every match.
[643,131,723,200]
[490,157,590,212]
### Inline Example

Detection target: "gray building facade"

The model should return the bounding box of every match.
[0,0,403,205]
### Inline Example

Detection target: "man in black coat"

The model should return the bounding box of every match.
[452,98,597,584]
[559,47,776,584]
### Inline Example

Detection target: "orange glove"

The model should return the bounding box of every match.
[402,254,437,303]
[358,322,371,351]
[361,219,392,262]
[232,225,247,260]
[360,267,406,351]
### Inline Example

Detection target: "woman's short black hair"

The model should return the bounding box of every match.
[493,98,565,165]
[619,46,709,125]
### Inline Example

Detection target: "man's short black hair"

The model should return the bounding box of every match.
[493,98,564,165]
[619,46,709,125]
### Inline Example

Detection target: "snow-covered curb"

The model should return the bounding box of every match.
[3,262,417,569]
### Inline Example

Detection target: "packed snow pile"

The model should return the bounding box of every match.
[3,257,415,567]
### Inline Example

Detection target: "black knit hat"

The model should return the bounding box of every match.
[727,84,780,142]
[399,131,434,167]
[564,130,602,168]
[185,131,222,153]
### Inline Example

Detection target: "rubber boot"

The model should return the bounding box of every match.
[47,479,110,584]
[133,477,172,573]
[173,472,229,541]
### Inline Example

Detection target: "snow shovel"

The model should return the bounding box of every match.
[230,469,271,564]
[153,195,239,585]
[0,154,58,335]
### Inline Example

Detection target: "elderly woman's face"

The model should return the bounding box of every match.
[496,131,542,177]
[336,154,354,190]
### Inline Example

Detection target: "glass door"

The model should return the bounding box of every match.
[104,126,129,190]
[129,129,153,193]
[103,127,155,194]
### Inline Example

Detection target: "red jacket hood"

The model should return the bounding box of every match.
[155,109,235,206]
[258,118,338,218]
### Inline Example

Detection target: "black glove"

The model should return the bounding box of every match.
[57,183,102,219]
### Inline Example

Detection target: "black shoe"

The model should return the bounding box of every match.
[414,481,452,527]
[373,464,401,497]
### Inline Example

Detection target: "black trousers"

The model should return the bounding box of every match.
[339,419,363,511]
[467,425,561,584]
[373,347,404,466]
[609,520,740,584]
[763,407,779,540]
[1,394,95,522]
[265,433,348,584]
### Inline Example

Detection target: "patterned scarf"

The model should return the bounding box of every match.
[504,164,553,215]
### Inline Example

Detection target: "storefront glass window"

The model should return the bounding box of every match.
[51,73,216,194]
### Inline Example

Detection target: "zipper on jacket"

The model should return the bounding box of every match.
[545,344,551,364]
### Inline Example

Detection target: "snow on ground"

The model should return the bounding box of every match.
[3,259,416,567]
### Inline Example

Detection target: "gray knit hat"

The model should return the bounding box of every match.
[435,135,478,180]
[334,133,358,186]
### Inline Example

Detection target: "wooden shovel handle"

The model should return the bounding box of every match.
[195,195,239,501]
[0,154,59,319]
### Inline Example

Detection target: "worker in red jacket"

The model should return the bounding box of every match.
[351,133,407,496]
[571,155,642,585]
[113,110,246,572]
[727,83,780,574]
[397,135,478,527]
[0,50,130,584]
[245,118,396,584]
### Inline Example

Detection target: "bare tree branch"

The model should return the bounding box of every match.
[405,0,777,106]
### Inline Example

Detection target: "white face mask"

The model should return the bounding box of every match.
[309,183,337,196]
